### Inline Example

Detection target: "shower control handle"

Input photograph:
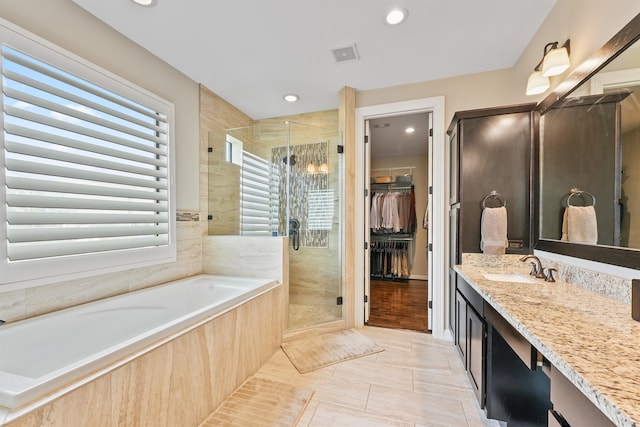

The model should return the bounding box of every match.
[289,219,300,251]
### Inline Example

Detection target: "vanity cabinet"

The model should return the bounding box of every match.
[447,103,537,346]
[455,276,486,406]
[448,103,537,260]
[484,303,551,426]
[548,366,615,427]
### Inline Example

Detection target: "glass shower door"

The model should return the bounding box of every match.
[209,119,343,330]
[274,122,343,329]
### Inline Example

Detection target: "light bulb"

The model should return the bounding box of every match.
[525,70,550,95]
[542,47,570,77]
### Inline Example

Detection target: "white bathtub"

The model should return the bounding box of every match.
[0,274,279,412]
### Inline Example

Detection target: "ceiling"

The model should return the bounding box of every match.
[72,0,556,121]
[370,112,430,158]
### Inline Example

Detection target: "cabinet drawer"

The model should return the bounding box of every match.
[550,366,615,427]
[484,302,536,369]
[457,276,483,315]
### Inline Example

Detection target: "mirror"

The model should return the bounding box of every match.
[537,14,640,268]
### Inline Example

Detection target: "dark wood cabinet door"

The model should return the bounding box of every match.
[455,290,467,365]
[467,306,485,406]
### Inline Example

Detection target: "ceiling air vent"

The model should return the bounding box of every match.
[332,44,359,63]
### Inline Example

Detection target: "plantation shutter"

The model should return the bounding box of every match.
[1,45,170,262]
[240,151,273,236]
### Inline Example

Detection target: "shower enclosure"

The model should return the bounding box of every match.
[208,121,343,329]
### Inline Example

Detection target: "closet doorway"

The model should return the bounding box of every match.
[366,112,431,333]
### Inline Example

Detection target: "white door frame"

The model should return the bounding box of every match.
[355,96,447,340]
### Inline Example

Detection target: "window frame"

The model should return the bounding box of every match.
[0,19,176,290]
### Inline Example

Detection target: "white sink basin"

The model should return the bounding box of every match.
[481,273,538,284]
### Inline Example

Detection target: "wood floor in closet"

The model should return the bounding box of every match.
[367,278,429,332]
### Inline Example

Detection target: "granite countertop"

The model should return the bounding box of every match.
[454,263,640,427]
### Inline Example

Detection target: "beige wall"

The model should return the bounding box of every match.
[357,69,514,126]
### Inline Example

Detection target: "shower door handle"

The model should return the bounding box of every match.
[289,219,300,251]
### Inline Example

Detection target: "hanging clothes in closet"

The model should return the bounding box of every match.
[370,186,416,234]
[369,184,416,281]
[370,241,410,280]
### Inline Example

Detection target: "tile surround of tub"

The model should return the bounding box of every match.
[202,235,288,284]
[461,253,632,303]
[3,284,285,427]
[0,219,203,323]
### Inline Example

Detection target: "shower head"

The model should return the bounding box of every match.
[283,154,297,166]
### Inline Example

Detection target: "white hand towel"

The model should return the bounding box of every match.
[480,206,508,255]
[564,206,598,244]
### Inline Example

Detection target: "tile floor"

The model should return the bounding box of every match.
[254,326,500,427]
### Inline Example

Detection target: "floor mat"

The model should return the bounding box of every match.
[200,376,314,427]
[281,328,384,373]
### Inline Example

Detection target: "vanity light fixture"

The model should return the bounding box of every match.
[542,40,571,77]
[131,0,157,6]
[284,94,299,103]
[525,39,570,96]
[405,126,415,134]
[386,8,408,25]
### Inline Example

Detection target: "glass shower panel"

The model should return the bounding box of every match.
[207,121,343,329]
[283,122,343,329]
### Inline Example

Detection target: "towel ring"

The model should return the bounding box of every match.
[481,190,506,208]
[566,188,596,207]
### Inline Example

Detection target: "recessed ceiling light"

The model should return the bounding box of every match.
[132,0,157,6]
[284,94,299,103]
[405,127,415,134]
[386,8,408,25]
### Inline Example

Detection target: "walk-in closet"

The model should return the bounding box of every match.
[366,112,431,332]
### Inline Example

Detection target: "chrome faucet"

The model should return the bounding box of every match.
[519,255,546,279]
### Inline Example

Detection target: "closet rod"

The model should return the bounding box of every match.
[370,233,414,241]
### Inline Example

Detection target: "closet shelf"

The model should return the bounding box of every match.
[371,182,414,191]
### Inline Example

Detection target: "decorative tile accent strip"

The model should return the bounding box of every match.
[176,211,200,222]
[272,141,330,248]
